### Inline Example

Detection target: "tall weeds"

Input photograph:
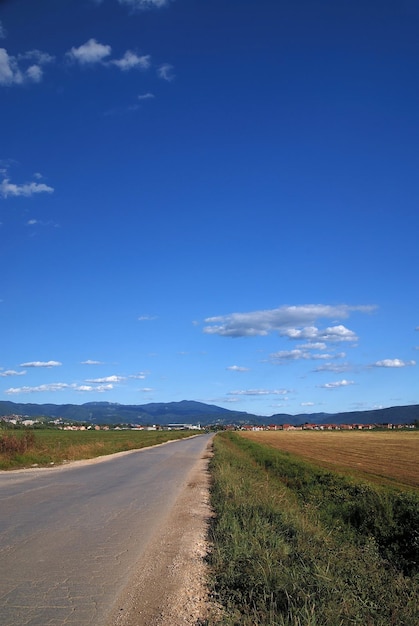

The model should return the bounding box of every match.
[207,432,419,625]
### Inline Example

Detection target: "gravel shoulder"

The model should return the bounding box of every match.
[107,436,220,626]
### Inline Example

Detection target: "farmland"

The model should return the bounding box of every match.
[207,431,419,625]
[239,430,419,490]
[0,428,197,470]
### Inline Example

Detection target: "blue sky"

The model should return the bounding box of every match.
[1,0,418,417]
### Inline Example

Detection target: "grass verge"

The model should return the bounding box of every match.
[0,429,197,470]
[206,432,419,625]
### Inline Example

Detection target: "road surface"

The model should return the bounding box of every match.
[0,433,214,626]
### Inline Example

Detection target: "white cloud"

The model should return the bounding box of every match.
[270,349,345,362]
[111,51,151,71]
[226,365,250,372]
[81,359,104,365]
[6,382,113,394]
[118,0,171,10]
[140,387,154,392]
[138,92,155,100]
[229,389,289,396]
[157,63,174,81]
[281,325,358,343]
[203,304,375,338]
[129,372,147,379]
[373,359,416,368]
[0,370,26,377]
[20,360,62,368]
[0,47,53,86]
[301,402,315,407]
[138,314,157,321]
[313,362,352,373]
[85,375,125,383]
[67,39,112,65]
[1,176,54,198]
[320,379,355,389]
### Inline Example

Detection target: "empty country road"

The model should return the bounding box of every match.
[0,433,214,626]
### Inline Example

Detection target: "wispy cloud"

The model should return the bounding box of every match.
[373,359,416,368]
[1,176,54,198]
[118,0,172,10]
[6,382,113,394]
[0,369,26,377]
[203,304,375,338]
[81,359,104,365]
[157,63,174,81]
[20,360,61,368]
[270,349,345,363]
[111,51,151,71]
[319,379,355,389]
[85,375,125,383]
[138,92,155,101]
[226,365,250,372]
[0,47,54,86]
[138,314,157,321]
[229,389,289,396]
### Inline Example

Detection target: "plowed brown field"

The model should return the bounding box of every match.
[239,430,419,489]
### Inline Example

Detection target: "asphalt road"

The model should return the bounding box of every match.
[0,433,213,626]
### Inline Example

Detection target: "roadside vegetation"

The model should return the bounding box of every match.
[206,431,419,625]
[0,428,197,470]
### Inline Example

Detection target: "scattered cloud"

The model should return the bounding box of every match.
[313,362,353,373]
[117,0,172,11]
[319,379,355,389]
[0,47,53,86]
[373,359,416,368]
[111,51,150,71]
[138,92,155,100]
[20,360,62,368]
[229,389,289,396]
[301,402,315,407]
[85,375,125,383]
[129,372,147,379]
[203,304,375,338]
[270,349,345,363]
[67,39,112,65]
[5,382,113,394]
[81,359,104,365]
[226,365,249,372]
[0,370,26,377]
[157,63,174,81]
[140,387,154,392]
[1,175,54,198]
[281,325,358,343]
[138,315,157,321]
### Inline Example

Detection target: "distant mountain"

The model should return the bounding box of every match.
[0,400,417,426]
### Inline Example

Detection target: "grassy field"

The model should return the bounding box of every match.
[0,428,197,470]
[206,431,419,625]
[239,430,419,490]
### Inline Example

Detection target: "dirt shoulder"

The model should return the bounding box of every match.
[108,436,221,626]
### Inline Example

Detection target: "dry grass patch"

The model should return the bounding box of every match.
[239,430,419,490]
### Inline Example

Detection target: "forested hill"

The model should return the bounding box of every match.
[0,400,418,426]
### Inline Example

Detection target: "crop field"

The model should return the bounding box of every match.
[207,432,419,625]
[0,428,197,470]
[239,430,419,490]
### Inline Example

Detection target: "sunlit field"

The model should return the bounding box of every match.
[0,429,197,470]
[239,430,419,490]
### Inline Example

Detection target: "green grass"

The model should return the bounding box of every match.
[206,432,419,625]
[0,428,198,470]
